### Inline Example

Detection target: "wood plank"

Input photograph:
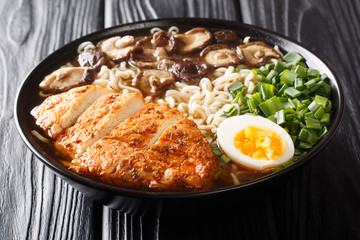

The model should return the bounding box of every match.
[0,0,105,239]
[241,0,360,239]
[104,0,241,27]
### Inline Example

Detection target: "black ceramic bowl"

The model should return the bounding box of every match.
[14,18,343,218]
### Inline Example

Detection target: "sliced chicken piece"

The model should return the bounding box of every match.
[111,118,219,191]
[55,92,145,159]
[70,104,183,177]
[31,85,112,138]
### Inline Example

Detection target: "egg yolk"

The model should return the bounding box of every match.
[234,126,285,160]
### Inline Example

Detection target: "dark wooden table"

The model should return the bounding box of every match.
[1,0,359,239]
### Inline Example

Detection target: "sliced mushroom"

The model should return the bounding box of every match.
[128,47,169,69]
[133,69,175,97]
[74,50,109,71]
[214,30,240,46]
[236,41,280,67]
[171,60,213,85]
[174,28,213,54]
[200,44,240,68]
[136,30,177,54]
[97,36,141,62]
[157,58,176,72]
[39,67,95,93]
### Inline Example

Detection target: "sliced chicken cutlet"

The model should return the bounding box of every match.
[70,104,183,177]
[55,92,145,159]
[31,85,112,138]
[111,118,219,191]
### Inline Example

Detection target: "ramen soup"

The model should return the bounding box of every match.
[31,26,333,191]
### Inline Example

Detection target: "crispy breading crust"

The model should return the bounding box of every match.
[31,85,111,138]
[111,118,219,191]
[70,104,183,177]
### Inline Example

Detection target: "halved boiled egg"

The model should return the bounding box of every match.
[217,115,294,171]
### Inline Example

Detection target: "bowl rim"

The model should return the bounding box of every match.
[14,17,344,199]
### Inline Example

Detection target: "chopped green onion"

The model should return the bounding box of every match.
[319,126,328,138]
[220,155,231,164]
[287,98,296,109]
[315,95,328,109]
[247,99,257,113]
[304,112,315,119]
[280,70,297,86]
[233,68,241,73]
[274,61,285,73]
[283,51,303,63]
[294,65,307,78]
[298,141,313,149]
[211,144,222,157]
[307,69,320,78]
[267,115,276,123]
[252,69,264,81]
[258,96,284,117]
[266,70,277,82]
[261,84,276,100]
[224,106,238,117]
[320,113,330,124]
[272,166,283,172]
[252,92,263,106]
[294,78,304,90]
[313,106,325,120]
[229,81,244,93]
[265,63,274,71]
[315,81,331,96]
[232,92,241,104]
[281,101,293,109]
[302,99,312,106]
[308,101,320,113]
[305,117,322,130]
[238,90,246,104]
[275,109,286,125]
[324,100,332,112]
[277,84,289,96]
[240,105,250,115]
[213,170,222,180]
[305,130,319,144]
[305,79,317,89]
[222,104,234,113]
[284,87,302,98]
[283,159,294,167]
[298,128,308,142]
[294,148,302,155]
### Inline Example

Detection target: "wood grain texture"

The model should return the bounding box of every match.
[0,0,104,239]
[1,0,360,239]
[104,0,241,27]
[241,0,360,239]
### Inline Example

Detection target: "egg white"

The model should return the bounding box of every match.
[217,115,294,171]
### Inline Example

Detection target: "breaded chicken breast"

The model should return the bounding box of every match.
[55,92,145,159]
[111,118,219,191]
[31,85,112,138]
[70,104,183,177]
